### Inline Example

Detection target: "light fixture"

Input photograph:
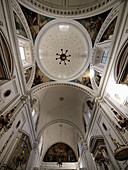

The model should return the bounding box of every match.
[56,49,71,65]
[0,108,15,131]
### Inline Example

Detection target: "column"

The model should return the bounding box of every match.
[26,142,40,170]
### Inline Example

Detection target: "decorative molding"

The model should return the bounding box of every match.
[37,119,84,142]
[82,142,88,151]
[94,5,119,45]
[0,93,20,114]
[90,5,120,92]
[0,99,26,140]
[99,103,128,145]
[114,38,128,85]
[104,95,127,119]
[18,0,119,19]
[35,18,92,81]
[97,112,102,124]
[32,82,95,98]
[0,29,14,78]
[11,0,35,89]
[97,117,122,169]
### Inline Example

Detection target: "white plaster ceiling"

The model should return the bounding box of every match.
[42,123,78,160]
[35,84,90,138]
[34,84,92,159]
[36,19,92,81]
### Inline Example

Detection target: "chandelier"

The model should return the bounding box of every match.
[56,49,71,65]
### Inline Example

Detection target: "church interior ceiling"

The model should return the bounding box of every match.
[14,4,116,88]
[20,5,110,45]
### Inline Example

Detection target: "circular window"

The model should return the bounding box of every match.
[4,90,11,97]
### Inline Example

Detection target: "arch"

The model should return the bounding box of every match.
[43,142,77,162]
[18,0,118,19]
[0,29,14,79]
[37,119,84,142]
[115,39,128,85]
[32,82,95,99]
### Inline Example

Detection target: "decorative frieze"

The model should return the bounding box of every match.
[17,0,118,19]
[32,82,94,98]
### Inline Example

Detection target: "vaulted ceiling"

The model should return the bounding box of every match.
[33,83,93,159]
[16,0,117,162]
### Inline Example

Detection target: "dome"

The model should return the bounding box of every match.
[35,19,92,81]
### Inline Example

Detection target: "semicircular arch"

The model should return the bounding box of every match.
[37,119,84,142]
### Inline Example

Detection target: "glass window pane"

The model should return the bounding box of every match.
[19,46,25,60]
[101,50,108,64]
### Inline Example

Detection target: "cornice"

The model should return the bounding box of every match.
[32,82,95,98]
[18,0,119,19]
